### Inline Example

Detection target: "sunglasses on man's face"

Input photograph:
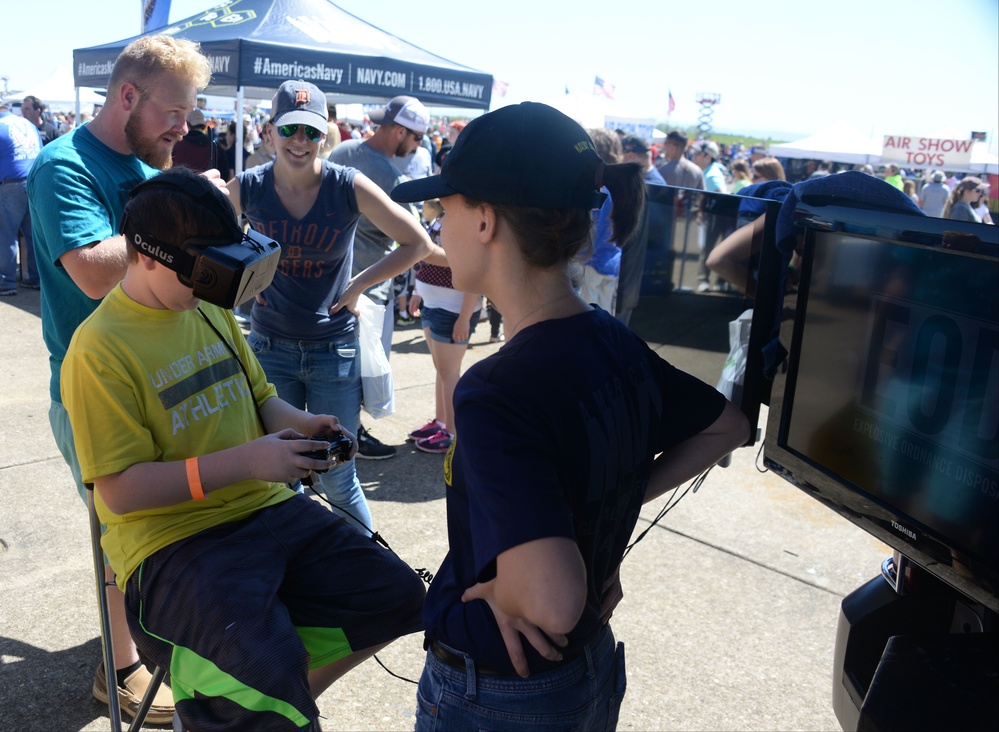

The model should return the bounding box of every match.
[276,124,323,142]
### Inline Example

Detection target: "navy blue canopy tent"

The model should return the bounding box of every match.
[73,0,493,110]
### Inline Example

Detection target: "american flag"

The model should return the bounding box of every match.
[492,79,509,97]
[668,89,676,116]
[593,76,616,100]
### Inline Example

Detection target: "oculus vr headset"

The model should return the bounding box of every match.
[119,173,281,309]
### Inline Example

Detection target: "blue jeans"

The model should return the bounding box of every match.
[0,180,38,290]
[415,626,626,732]
[247,331,373,534]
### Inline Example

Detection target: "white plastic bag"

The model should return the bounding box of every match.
[715,308,754,404]
[714,308,753,469]
[356,294,395,419]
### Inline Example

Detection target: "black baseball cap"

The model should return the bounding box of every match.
[620,134,650,154]
[391,102,605,209]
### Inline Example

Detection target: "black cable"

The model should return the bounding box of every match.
[754,440,769,473]
[374,655,419,685]
[198,308,431,687]
[622,466,712,559]
[198,308,386,542]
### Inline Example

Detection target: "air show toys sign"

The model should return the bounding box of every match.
[882,136,975,169]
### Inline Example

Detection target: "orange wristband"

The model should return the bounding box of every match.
[186,457,205,501]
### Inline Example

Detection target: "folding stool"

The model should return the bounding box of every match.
[86,483,167,731]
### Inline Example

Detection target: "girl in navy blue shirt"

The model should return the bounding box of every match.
[392,103,750,731]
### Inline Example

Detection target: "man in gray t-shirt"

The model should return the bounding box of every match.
[918,171,951,218]
[330,95,429,309]
[330,96,430,458]
[656,129,705,190]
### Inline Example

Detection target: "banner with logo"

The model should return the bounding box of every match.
[76,0,492,109]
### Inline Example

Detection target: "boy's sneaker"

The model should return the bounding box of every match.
[356,425,396,460]
[93,662,174,724]
[408,419,445,441]
[416,430,453,454]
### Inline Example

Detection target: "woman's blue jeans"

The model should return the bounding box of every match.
[247,331,372,534]
[415,625,626,731]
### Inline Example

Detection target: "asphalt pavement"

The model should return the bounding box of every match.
[0,286,889,731]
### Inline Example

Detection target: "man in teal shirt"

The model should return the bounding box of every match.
[27,34,219,724]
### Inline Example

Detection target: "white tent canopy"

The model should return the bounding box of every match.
[5,65,105,109]
[770,123,998,175]
[768,123,883,166]
[966,147,998,175]
[922,127,999,175]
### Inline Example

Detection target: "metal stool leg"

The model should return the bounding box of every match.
[127,665,168,732]
[87,484,167,731]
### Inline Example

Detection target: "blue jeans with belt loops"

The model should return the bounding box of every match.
[415,625,626,732]
[247,331,372,534]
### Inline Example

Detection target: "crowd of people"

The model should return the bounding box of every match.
[7,32,745,731]
[643,130,994,218]
[0,32,994,731]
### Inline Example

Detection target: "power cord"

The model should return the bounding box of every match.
[754,440,769,473]
[624,439,769,559]
[197,308,429,685]
[301,477,426,686]
[622,466,713,560]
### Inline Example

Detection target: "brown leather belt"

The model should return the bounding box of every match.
[1,177,27,185]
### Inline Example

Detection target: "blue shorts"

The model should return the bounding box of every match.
[49,401,88,504]
[125,494,426,730]
[421,306,481,345]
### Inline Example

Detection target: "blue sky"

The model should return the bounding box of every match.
[2,0,996,144]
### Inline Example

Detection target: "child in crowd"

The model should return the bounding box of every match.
[62,167,425,731]
[406,197,483,454]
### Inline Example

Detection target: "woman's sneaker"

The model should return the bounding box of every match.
[416,430,453,454]
[408,419,445,441]
[356,425,396,460]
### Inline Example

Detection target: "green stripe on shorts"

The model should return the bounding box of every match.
[169,645,310,727]
[296,625,353,669]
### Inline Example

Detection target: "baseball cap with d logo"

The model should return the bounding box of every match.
[271,80,327,129]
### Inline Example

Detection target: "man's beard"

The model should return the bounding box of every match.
[124,101,174,170]
[395,138,416,158]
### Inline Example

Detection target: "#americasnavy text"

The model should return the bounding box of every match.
[132,233,174,265]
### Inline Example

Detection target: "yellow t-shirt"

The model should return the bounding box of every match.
[62,285,291,588]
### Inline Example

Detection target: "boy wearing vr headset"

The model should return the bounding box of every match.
[61,167,426,731]
[27,35,226,720]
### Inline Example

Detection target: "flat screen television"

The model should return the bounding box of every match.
[627,185,785,445]
[763,201,998,612]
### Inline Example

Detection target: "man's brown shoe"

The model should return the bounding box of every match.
[92,662,174,725]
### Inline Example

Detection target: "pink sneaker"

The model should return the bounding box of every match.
[416,430,453,454]
[408,419,445,441]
